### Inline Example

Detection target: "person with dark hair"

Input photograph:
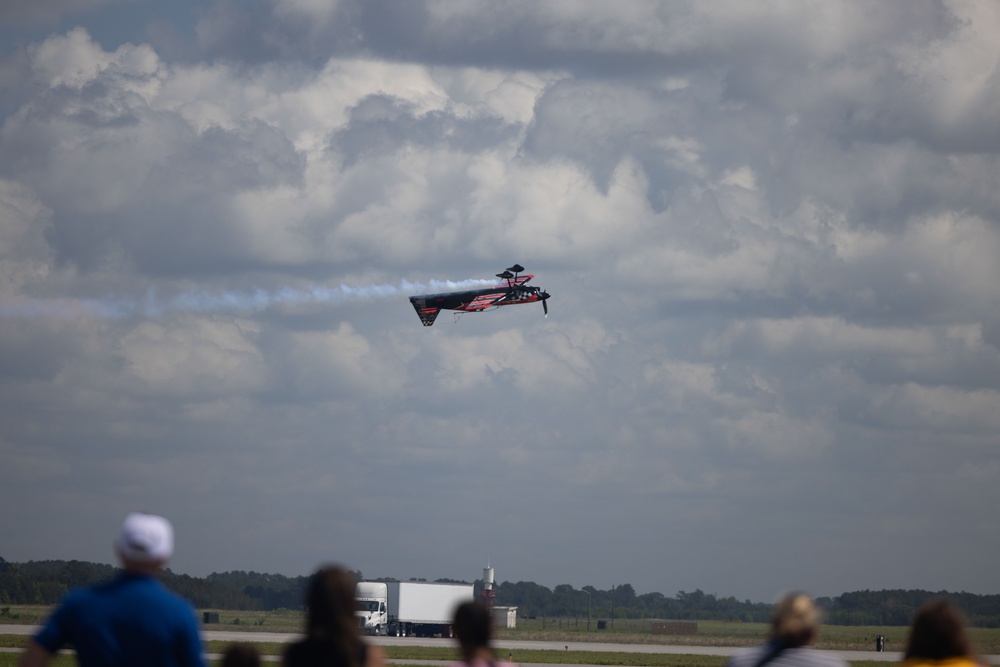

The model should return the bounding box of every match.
[725,593,846,667]
[449,600,516,667]
[19,513,205,667]
[900,599,983,667]
[283,565,386,667]
[222,644,261,667]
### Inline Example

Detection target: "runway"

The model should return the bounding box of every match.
[5,625,1000,664]
[217,632,903,662]
[1,625,907,663]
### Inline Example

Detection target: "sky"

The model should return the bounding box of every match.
[1,0,999,605]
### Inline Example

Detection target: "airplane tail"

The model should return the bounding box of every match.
[409,299,440,326]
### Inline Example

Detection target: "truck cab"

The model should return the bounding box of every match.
[355,581,388,636]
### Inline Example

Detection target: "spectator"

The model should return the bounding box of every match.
[19,512,205,667]
[283,565,386,667]
[726,592,846,667]
[222,644,261,667]
[900,599,983,667]
[450,600,516,667]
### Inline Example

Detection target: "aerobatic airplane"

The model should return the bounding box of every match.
[408,265,551,326]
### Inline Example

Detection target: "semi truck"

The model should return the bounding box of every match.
[355,580,475,637]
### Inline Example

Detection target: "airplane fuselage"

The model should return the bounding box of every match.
[409,274,546,326]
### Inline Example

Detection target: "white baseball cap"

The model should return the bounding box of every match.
[114,513,174,564]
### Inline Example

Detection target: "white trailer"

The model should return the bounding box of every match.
[355,580,475,637]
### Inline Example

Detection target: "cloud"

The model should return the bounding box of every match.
[120,317,266,396]
[2,3,1000,601]
[0,0,118,26]
[0,178,53,293]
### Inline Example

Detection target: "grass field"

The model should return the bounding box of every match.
[0,648,899,667]
[4,604,1000,666]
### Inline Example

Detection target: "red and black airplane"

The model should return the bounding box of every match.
[409,265,551,326]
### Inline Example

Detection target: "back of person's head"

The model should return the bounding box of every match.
[453,601,493,654]
[306,565,360,643]
[221,643,261,667]
[904,599,974,661]
[114,512,174,570]
[770,592,820,648]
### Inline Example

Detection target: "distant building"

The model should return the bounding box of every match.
[492,606,517,629]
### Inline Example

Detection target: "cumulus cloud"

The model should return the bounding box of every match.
[120,318,266,396]
[2,2,1000,600]
[0,0,118,26]
[0,179,53,293]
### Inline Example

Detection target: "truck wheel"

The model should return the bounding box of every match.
[374,625,381,636]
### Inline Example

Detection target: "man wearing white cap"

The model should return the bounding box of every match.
[20,513,205,667]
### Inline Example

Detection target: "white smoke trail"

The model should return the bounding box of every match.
[0,278,499,320]
[166,278,497,314]
[0,296,116,319]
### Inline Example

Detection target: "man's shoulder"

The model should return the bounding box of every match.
[138,578,198,614]
[118,573,186,598]
[92,573,198,621]
[54,579,113,610]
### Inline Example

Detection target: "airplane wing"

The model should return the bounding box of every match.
[465,292,505,311]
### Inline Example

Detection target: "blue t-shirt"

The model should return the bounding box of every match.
[34,571,205,667]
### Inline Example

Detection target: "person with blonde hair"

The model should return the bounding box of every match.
[899,599,983,667]
[725,592,846,667]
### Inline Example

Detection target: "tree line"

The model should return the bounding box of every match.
[3,557,1000,627]
[0,559,315,611]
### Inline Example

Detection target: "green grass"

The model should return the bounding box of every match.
[0,656,77,667]
[5,603,1000,667]
[499,619,1000,654]
[0,636,30,651]
[0,612,912,667]
[199,607,307,631]
[0,605,55,626]
[209,645,731,666]
[0,654,907,667]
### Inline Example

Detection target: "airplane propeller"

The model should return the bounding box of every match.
[537,288,550,317]
[503,264,550,317]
